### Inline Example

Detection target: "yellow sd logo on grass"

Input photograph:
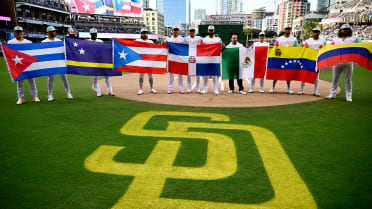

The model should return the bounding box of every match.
[85,111,317,209]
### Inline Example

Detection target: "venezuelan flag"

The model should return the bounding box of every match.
[317,43,372,71]
[266,47,319,84]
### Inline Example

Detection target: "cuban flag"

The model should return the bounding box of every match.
[167,42,221,76]
[2,42,66,82]
[113,39,167,74]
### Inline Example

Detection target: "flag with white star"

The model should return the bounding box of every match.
[113,38,168,74]
[65,37,122,76]
[266,46,319,84]
[2,41,66,81]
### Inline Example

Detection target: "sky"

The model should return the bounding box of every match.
[149,0,318,21]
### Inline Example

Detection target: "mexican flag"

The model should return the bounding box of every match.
[222,46,269,80]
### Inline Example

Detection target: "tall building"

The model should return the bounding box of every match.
[218,0,243,15]
[195,9,207,21]
[157,0,190,26]
[144,0,150,9]
[278,0,311,33]
[142,8,165,37]
[317,0,329,12]
[252,7,266,30]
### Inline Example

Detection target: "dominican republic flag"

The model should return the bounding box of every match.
[167,42,221,76]
[266,47,319,84]
[114,0,143,17]
[317,42,372,71]
[65,37,121,76]
[2,41,66,82]
[113,39,168,74]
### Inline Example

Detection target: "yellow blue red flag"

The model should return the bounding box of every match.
[317,42,372,71]
[266,46,319,84]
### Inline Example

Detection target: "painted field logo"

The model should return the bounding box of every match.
[85,111,317,209]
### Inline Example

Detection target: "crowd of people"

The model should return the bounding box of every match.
[6,23,362,105]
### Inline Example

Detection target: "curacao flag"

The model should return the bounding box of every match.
[2,41,66,82]
[167,42,221,76]
[266,46,319,84]
[317,42,372,71]
[113,38,168,74]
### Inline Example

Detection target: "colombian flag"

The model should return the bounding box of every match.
[317,43,372,71]
[266,47,319,84]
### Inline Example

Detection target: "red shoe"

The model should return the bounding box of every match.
[108,92,115,96]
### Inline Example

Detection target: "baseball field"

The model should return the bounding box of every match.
[0,56,371,209]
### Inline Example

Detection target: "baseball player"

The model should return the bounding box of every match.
[165,26,186,94]
[249,31,269,93]
[269,25,299,94]
[135,28,157,95]
[185,26,203,93]
[89,28,115,97]
[298,27,326,97]
[42,26,73,101]
[325,24,362,102]
[201,25,225,95]
[7,26,40,105]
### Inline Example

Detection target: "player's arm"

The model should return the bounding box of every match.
[294,40,300,47]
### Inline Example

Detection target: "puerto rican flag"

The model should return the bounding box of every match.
[114,0,143,17]
[167,43,221,76]
[113,39,168,74]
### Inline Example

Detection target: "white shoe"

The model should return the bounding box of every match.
[214,90,220,95]
[297,91,304,95]
[48,95,54,102]
[97,92,102,97]
[287,88,294,94]
[150,88,158,94]
[239,90,247,95]
[167,90,173,94]
[259,88,265,93]
[200,90,207,94]
[67,93,73,99]
[227,90,234,94]
[346,96,352,102]
[196,89,201,93]
[325,95,336,99]
[248,89,253,93]
[187,89,192,93]
[313,92,320,97]
[269,87,275,93]
[137,89,143,95]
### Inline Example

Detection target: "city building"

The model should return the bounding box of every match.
[217,0,243,15]
[203,14,252,28]
[317,0,329,12]
[252,7,266,30]
[278,0,311,34]
[142,8,165,38]
[157,0,190,27]
[144,0,150,9]
[262,15,278,32]
[195,9,207,21]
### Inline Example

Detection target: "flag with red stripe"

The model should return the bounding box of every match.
[167,42,221,76]
[113,39,167,74]
[253,46,269,78]
[317,43,372,71]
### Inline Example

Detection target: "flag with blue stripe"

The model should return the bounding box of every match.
[65,37,121,76]
[3,41,67,81]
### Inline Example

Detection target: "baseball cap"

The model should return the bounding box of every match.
[341,24,351,29]
[14,26,23,32]
[172,25,179,30]
[140,28,148,33]
[312,27,321,32]
[89,28,98,34]
[259,31,265,36]
[46,26,56,32]
[208,25,215,30]
[189,27,196,31]
[284,25,292,29]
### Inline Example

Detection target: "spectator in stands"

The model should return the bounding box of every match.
[88,28,115,97]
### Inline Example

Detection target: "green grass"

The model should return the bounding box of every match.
[0,57,371,209]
